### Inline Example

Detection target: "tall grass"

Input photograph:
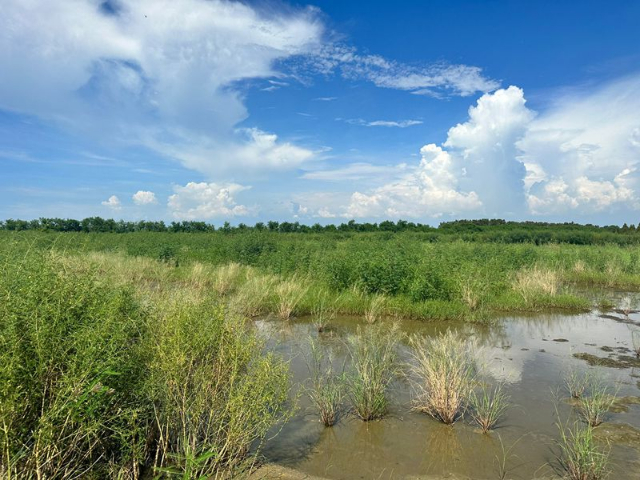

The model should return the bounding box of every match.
[0,248,292,479]
[364,294,387,324]
[274,276,309,320]
[303,337,343,427]
[408,330,476,424]
[513,266,559,303]
[346,323,400,421]
[212,262,243,296]
[557,422,610,480]
[311,289,337,332]
[469,384,510,433]
[228,273,277,317]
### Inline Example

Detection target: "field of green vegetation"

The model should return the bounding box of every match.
[3,223,640,323]
[2,221,639,478]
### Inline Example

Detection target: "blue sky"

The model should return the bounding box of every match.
[1,0,640,225]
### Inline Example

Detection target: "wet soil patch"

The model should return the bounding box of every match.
[573,352,640,369]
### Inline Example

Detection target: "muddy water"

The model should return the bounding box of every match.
[257,309,640,480]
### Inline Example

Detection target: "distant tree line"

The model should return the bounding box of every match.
[2,217,640,240]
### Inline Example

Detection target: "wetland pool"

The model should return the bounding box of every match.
[256,308,640,480]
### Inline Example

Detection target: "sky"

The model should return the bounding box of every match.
[1,0,640,225]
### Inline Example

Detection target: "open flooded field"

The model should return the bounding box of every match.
[257,304,640,479]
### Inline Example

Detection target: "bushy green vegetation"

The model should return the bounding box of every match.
[4,217,640,246]
[0,246,291,479]
[4,226,640,322]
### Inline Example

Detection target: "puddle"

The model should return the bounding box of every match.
[257,311,640,480]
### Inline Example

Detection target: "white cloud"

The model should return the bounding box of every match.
[344,119,423,128]
[132,190,158,205]
[325,86,531,219]
[316,77,640,220]
[342,144,481,218]
[168,182,251,220]
[301,162,408,181]
[296,45,499,97]
[521,74,640,214]
[101,195,122,210]
[0,0,323,177]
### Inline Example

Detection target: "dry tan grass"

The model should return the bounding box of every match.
[513,266,559,303]
[409,330,476,424]
[274,276,309,320]
[212,262,243,297]
[228,273,277,318]
[364,294,386,324]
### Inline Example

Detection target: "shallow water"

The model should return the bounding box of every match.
[257,309,640,480]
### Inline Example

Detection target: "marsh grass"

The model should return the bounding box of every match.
[565,369,590,399]
[557,422,610,480]
[311,289,338,332]
[212,262,243,297]
[578,380,616,427]
[228,273,277,317]
[274,276,309,320]
[346,323,400,421]
[149,296,292,478]
[513,266,559,304]
[409,330,476,424]
[303,337,344,426]
[469,383,510,433]
[364,294,387,324]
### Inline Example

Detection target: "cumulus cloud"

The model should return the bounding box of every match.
[0,0,323,177]
[342,144,481,218]
[168,182,251,220]
[101,195,122,210]
[132,190,157,205]
[309,76,640,220]
[520,74,640,214]
[326,86,531,219]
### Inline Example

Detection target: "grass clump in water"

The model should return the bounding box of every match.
[557,422,610,480]
[578,379,616,427]
[311,288,337,332]
[409,330,476,424]
[303,337,344,426]
[469,384,510,433]
[346,323,400,421]
[565,369,590,399]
